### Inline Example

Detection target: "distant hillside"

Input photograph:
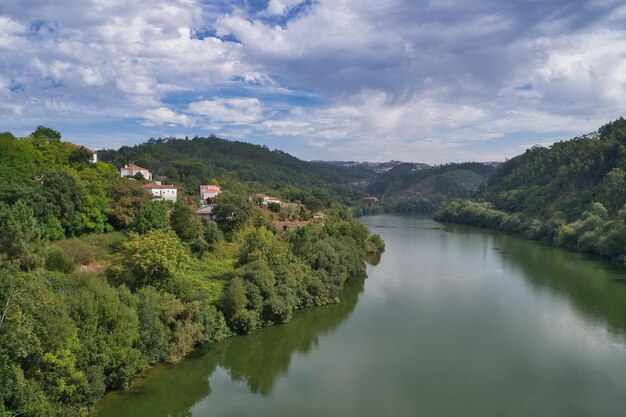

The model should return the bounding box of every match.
[311,161,431,181]
[99,136,342,193]
[367,162,497,198]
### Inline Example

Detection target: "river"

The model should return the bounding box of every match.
[97,215,626,416]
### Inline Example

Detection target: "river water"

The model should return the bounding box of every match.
[97,215,626,416]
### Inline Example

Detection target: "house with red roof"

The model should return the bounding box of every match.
[199,185,222,206]
[120,163,152,181]
[143,183,177,202]
[66,142,97,163]
[196,185,222,220]
[257,193,281,206]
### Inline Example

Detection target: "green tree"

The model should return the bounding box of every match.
[213,191,253,233]
[130,201,171,234]
[41,170,84,236]
[110,230,191,288]
[108,179,152,229]
[0,201,45,270]
[170,201,202,242]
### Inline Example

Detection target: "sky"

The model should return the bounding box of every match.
[0,0,625,163]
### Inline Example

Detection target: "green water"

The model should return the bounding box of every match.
[97,215,626,416]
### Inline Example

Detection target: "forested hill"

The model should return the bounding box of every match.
[367,162,497,198]
[483,117,626,220]
[99,136,345,191]
[435,117,626,265]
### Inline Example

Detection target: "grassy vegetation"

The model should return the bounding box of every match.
[52,231,126,265]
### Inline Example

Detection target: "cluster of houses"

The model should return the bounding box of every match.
[64,144,278,208]
[65,144,321,223]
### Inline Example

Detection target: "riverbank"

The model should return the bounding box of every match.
[435,199,626,267]
[96,215,626,417]
[1,210,383,417]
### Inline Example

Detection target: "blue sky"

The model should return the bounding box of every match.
[0,0,625,163]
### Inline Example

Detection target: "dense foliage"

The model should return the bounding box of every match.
[0,127,384,416]
[436,118,626,264]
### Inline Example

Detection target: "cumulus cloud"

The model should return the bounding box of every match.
[0,0,248,128]
[188,97,264,124]
[0,0,625,161]
[143,107,192,127]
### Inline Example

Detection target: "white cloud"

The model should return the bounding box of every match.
[143,106,192,126]
[0,0,251,126]
[188,97,263,124]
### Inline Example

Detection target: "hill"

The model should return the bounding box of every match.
[482,118,626,220]
[436,117,626,263]
[98,136,346,194]
[367,162,496,198]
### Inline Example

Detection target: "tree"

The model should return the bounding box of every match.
[108,179,152,229]
[202,221,223,245]
[41,170,84,236]
[110,230,191,288]
[600,168,626,213]
[170,201,202,242]
[0,201,45,270]
[130,201,171,234]
[213,191,253,233]
[69,147,93,166]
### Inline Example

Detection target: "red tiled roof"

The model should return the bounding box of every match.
[143,183,176,189]
[66,142,96,153]
[257,193,269,198]
[123,164,150,171]
[200,185,221,192]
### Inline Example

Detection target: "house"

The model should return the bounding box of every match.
[66,142,97,163]
[257,193,281,206]
[200,185,221,206]
[313,211,325,219]
[143,183,177,202]
[363,196,379,206]
[120,163,152,181]
[195,205,215,221]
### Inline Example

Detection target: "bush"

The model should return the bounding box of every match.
[109,230,192,289]
[366,234,385,253]
[45,247,75,273]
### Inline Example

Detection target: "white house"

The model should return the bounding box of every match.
[257,193,281,205]
[120,163,152,181]
[143,183,177,202]
[66,142,97,163]
[200,185,221,206]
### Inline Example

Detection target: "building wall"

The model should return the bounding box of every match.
[147,188,177,202]
[120,168,152,181]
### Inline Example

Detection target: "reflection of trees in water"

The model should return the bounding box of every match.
[97,349,219,417]
[364,251,382,266]
[97,273,366,416]
[214,273,366,396]
[491,232,626,334]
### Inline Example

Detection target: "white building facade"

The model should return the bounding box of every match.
[143,183,177,201]
[120,164,152,181]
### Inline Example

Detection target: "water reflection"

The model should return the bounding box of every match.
[444,222,626,334]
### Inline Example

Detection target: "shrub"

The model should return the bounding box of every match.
[45,247,75,273]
